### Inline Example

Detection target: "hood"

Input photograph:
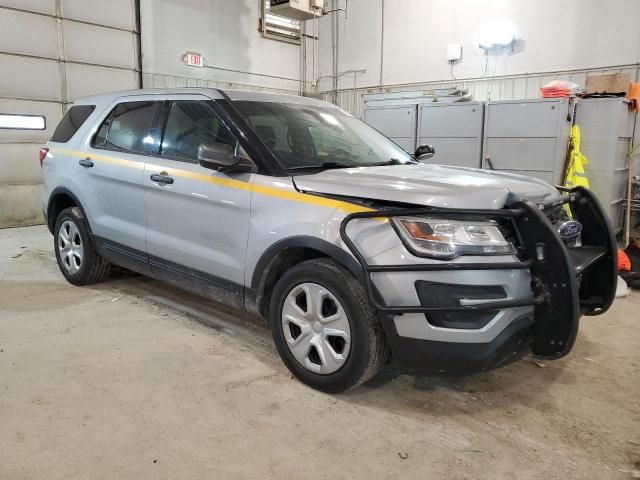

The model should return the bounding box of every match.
[293,163,560,209]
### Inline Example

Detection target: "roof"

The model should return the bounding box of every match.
[72,88,337,109]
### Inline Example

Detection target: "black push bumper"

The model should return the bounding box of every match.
[340,186,617,374]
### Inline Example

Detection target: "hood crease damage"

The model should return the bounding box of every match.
[292,163,560,210]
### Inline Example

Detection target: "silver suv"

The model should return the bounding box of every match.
[41,88,617,392]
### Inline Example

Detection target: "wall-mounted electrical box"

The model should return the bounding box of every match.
[270,0,323,21]
[446,43,462,62]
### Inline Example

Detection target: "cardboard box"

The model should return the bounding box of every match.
[585,73,631,95]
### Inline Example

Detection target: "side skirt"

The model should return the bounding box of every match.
[94,237,245,310]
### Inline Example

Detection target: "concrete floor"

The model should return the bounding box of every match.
[1,225,639,480]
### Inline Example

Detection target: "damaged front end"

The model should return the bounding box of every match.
[339,186,617,370]
[514,186,617,358]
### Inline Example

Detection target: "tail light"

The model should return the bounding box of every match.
[39,147,49,167]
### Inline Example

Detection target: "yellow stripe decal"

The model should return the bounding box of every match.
[52,148,373,214]
[55,148,145,170]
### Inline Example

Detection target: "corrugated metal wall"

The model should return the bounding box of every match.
[0,0,140,228]
[322,64,640,118]
[143,72,299,95]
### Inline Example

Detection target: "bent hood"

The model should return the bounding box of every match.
[293,163,560,209]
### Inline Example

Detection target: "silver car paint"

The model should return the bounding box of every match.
[42,102,108,232]
[245,174,384,283]
[367,244,533,343]
[245,179,534,344]
[44,87,552,347]
[144,92,252,285]
[293,163,560,209]
[77,94,165,252]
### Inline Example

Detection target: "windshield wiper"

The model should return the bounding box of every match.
[288,158,416,172]
[287,162,360,172]
[364,158,417,167]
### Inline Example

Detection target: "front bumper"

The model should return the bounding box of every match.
[340,186,617,374]
[388,313,534,375]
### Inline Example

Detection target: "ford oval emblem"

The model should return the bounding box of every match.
[558,220,582,240]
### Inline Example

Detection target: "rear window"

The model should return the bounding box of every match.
[51,105,96,143]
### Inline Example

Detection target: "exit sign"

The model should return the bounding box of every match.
[183,52,204,68]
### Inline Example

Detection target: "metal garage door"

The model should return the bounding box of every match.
[0,0,140,228]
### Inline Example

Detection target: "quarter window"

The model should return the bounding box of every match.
[160,101,236,163]
[51,106,94,142]
[92,101,160,154]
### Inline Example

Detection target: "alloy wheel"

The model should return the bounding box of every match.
[58,220,83,275]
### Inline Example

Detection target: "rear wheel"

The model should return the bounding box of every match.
[54,207,109,285]
[269,258,388,393]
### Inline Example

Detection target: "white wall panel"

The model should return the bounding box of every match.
[0,54,61,101]
[143,71,300,94]
[0,8,58,59]
[0,184,43,227]
[65,63,138,100]
[316,0,382,92]
[383,0,640,86]
[0,99,62,143]
[0,144,43,184]
[63,20,136,68]
[0,2,140,227]
[0,0,55,15]
[61,0,136,30]
[316,0,640,94]
[141,0,301,93]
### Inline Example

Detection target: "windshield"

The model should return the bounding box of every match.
[232,101,414,171]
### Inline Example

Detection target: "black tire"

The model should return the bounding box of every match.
[269,258,389,393]
[53,207,110,285]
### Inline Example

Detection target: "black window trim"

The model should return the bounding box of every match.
[85,93,289,178]
[90,100,164,157]
[213,92,288,177]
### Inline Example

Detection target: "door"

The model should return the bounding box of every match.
[79,96,164,255]
[143,94,254,304]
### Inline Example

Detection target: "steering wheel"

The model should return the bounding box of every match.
[324,147,352,162]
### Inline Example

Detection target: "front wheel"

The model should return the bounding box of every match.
[269,258,389,393]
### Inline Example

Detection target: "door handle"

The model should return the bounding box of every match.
[150,172,174,185]
[79,158,94,168]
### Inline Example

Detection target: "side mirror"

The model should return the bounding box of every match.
[197,142,254,172]
[415,144,435,161]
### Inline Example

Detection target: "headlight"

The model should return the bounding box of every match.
[391,217,515,259]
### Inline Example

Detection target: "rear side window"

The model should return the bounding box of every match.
[51,105,95,143]
[92,101,160,155]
